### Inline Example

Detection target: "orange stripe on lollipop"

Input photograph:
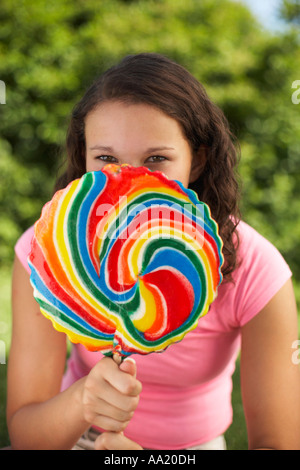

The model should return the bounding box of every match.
[35,187,115,330]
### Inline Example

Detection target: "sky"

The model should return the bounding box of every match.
[235,0,287,31]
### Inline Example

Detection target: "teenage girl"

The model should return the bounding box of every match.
[7,53,300,450]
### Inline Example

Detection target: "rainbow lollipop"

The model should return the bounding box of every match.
[28,164,223,358]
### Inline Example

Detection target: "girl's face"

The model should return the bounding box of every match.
[85,101,203,187]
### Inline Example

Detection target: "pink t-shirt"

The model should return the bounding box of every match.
[15,221,292,450]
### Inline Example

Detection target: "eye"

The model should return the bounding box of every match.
[96,155,118,163]
[146,155,167,163]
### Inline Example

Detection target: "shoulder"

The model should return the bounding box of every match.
[221,220,292,327]
[236,220,282,256]
[235,220,291,277]
[14,225,35,274]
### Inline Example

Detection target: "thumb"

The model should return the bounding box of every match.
[119,357,137,377]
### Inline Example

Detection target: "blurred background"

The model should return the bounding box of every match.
[0,0,299,450]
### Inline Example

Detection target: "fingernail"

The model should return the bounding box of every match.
[123,357,136,365]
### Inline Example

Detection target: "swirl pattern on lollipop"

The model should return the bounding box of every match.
[28,164,223,357]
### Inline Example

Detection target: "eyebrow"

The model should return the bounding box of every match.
[146,146,175,153]
[89,145,114,152]
[89,145,175,153]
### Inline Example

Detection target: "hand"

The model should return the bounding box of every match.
[82,356,142,433]
[94,431,143,450]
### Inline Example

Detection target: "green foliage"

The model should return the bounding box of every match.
[0,268,12,448]
[0,0,300,449]
[281,0,300,23]
[0,364,10,449]
[0,0,300,299]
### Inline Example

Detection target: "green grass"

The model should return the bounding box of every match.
[0,266,247,449]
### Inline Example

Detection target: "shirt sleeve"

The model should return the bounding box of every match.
[233,222,292,327]
[14,225,34,274]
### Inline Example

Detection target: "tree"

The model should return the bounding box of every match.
[280,0,300,23]
[0,0,300,300]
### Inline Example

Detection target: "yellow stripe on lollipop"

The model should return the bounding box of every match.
[131,279,157,332]
[129,223,215,311]
[114,316,200,355]
[39,307,112,352]
[127,223,205,280]
[54,180,114,320]
[55,179,80,251]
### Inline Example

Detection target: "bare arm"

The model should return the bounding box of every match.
[7,257,142,450]
[7,256,89,449]
[241,278,300,450]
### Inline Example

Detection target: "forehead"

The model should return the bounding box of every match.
[84,101,185,141]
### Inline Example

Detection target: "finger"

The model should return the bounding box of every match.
[83,380,139,430]
[86,391,139,431]
[91,414,131,433]
[90,378,140,412]
[95,397,136,422]
[94,431,143,450]
[119,357,137,377]
[92,357,141,397]
[103,358,142,396]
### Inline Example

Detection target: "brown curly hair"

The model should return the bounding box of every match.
[55,53,241,281]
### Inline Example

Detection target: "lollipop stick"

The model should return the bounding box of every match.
[112,352,123,365]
